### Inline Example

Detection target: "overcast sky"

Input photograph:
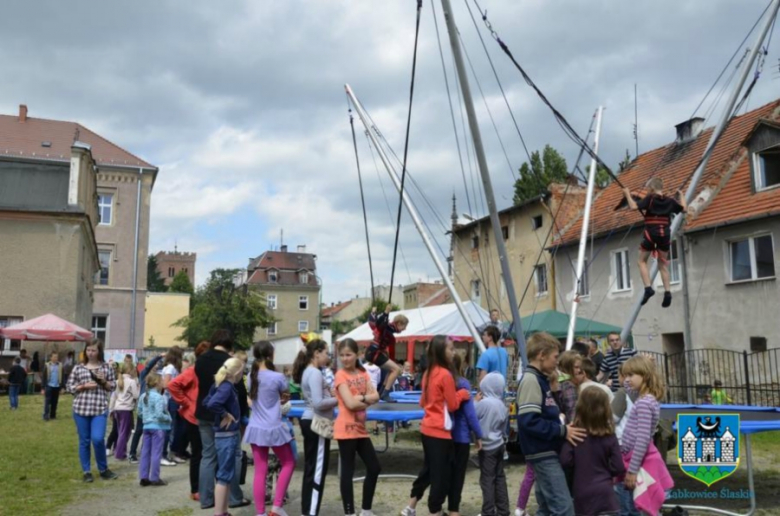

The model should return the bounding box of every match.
[2,1,778,304]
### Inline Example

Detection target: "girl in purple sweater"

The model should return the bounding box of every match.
[560,387,625,515]
[617,356,671,516]
[401,354,482,516]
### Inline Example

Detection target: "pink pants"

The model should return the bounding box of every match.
[252,443,295,514]
[516,463,535,510]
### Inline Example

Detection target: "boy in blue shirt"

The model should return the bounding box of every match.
[517,332,586,516]
[477,325,508,382]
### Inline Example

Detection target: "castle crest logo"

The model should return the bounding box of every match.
[677,413,740,487]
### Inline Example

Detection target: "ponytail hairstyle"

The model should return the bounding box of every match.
[215,358,245,389]
[422,335,453,405]
[249,341,275,400]
[293,339,327,384]
[338,339,365,372]
[117,362,134,392]
[144,372,162,406]
[452,352,464,383]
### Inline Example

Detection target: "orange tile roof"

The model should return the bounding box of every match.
[0,108,155,169]
[556,98,780,246]
[322,301,352,318]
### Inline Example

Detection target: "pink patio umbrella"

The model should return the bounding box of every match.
[0,313,93,342]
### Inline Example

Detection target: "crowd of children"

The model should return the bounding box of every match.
[41,315,690,516]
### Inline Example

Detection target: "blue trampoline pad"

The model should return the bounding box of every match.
[288,402,424,423]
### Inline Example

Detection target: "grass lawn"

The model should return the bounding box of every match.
[0,394,100,516]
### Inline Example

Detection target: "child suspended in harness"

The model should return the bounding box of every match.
[367,305,409,402]
[622,177,687,308]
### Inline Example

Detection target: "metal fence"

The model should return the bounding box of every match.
[644,348,780,406]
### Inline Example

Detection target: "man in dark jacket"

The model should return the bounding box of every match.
[195,329,250,511]
[8,358,26,410]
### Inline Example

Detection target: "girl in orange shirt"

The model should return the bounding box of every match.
[334,338,381,516]
[413,335,471,516]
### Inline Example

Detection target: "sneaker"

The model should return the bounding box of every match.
[641,286,656,306]
[99,469,118,480]
[380,391,393,403]
[106,449,113,457]
[271,507,289,516]
[504,450,509,461]
[160,458,177,467]
[401,506,416,516]
[129,456,139,464]
[662,291,672,308]
[171,455,187,464]
[140,479,151,487]
[190,492,200,501]
[360,511,374,516]
[515,510,526,516]
[150,479,168,486]
[83,472,94,483]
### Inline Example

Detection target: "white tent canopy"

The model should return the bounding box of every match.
[339,301,491,342]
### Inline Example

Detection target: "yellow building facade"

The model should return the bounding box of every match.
[144,292,190,348]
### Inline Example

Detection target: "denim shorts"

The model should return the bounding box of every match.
[214,432,239,485]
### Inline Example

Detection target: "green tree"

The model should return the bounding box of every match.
[618,149,633,172]
[513,145,569,205]
[330,319,357,338]
[169,270,194,294]
[174,268,273,349]
[358,299,401,323]
[147,255,167,292]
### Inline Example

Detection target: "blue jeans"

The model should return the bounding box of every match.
[73,412,109,473]
[215,433,240,485]
[9,384,20,408]
[284,417,298,462]
[615,483,640,516]
[198,420,245,508]
[531,457,574,516]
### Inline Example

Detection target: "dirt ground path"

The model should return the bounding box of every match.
[61,429,780,516]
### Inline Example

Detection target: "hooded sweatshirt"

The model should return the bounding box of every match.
[475,372,508,451]
[195,348,249,422]
[451,376,483,444]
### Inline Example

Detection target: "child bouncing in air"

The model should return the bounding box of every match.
[622,177,687,308]
[367,305,408,402]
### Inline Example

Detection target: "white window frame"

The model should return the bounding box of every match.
[534,263,548,296]
[754,147,780,192]
[611,248,632,293]
[299,272,309,284]
[97,250,111,286]
[299,295,309,310]
[471,279,482,305]
[267,322,277,336]
[298,320,309,332]
[97,193,114,226]
[728,234,776,283]
[669,240,681,285]
[0,316,23,354]
[266,294,277,310]
[575,259,590,298]
[91,315,109,345]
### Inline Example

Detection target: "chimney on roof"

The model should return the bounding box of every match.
[297,245,306,253]
[19,104,27,122]
[280,245,288,253]
[675,117,704,144]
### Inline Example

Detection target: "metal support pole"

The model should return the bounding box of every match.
[621,0,780,343]
[566,107,603,350]
[439,0,527,369]
[345,85,485,352]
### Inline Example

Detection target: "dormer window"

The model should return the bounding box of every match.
[754,147,780,191]
[268,270,278,283]
[299,272,309,284]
